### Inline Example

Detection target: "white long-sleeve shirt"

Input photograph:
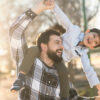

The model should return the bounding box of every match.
[53,4,100,88]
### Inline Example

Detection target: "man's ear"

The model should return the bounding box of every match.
[41,43,47,52]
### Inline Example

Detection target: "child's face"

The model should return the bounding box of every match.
[83,32,100,49]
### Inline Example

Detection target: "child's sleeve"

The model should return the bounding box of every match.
[81,51,100,88]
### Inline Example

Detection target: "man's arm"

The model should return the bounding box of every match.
[9,10,37,67]
[9,0,54,67]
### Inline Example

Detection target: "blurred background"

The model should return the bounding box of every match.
[0,0,100,100]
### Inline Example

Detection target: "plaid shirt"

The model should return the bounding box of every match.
[9,9,95,100]
[19,58,60,100]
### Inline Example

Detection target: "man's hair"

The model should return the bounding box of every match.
[37,29,61,51]
[90,28,100,48]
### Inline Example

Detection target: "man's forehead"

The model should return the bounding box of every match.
[49,35,62,41]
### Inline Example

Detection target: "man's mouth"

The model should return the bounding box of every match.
[56,50,63,55]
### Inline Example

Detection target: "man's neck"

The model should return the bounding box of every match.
[40,52,54,67]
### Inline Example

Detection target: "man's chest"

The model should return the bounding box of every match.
[26,58,60,99]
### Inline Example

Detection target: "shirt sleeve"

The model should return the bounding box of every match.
[53,3,81,46]
[9,9,37,67]
[81,51,100,88]
[52,4,74,32]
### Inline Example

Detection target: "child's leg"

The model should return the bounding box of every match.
[10,46,40,92]
[19,46,40,74]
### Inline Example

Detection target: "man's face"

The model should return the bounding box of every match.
[83,32,100,49]
[46,35,64,62]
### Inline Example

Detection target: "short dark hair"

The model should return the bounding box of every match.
[90,28,100,48]
[37,29,61,51]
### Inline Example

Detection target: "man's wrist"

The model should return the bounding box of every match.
[25,9,37,20]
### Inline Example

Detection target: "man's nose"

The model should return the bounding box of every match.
[60,44,64,50]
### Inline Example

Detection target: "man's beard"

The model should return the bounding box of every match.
[47,49,63,63]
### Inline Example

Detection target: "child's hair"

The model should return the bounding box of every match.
[90,28,100,48]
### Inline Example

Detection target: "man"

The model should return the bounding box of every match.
[9,0,100,100]
[19,29,69,100]
[10,0,69,99]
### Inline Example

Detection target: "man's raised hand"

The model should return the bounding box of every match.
[43,0,55,10]
[32,0,55,15]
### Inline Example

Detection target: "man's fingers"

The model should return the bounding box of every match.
[43,0,54,6]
